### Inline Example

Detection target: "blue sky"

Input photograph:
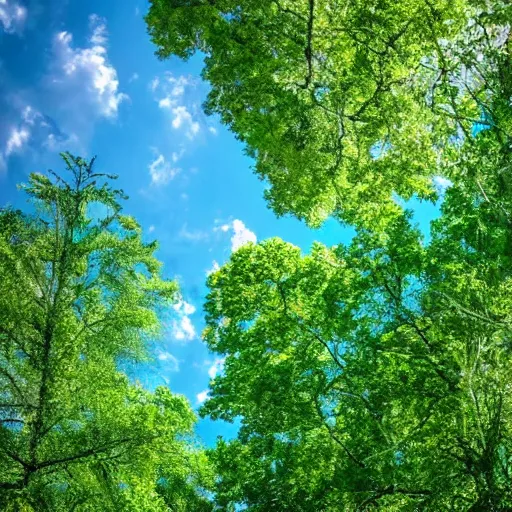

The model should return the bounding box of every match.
[0,0,444,446]
[0,0,357,445]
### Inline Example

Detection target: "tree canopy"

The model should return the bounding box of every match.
[0,154,213,511]
[147,0,511,228]
[146,0,512,510]
[2,0,512,509]
[203,204,512,509]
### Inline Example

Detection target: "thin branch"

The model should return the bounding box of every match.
[303,0,315,88]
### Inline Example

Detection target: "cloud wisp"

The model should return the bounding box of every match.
[0,105,71,171]
[51,15,127,120]
[208,358,225,380]
[214,219,257,252]
[230,219,257,252]
[0,14,128,172]
[152,73,200,140]
[0,0,26,34]
[148,152,180,186]
[170,299,197,342]
[196,390,210,404]
[156,351,180,372]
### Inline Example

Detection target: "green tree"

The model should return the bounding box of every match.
[203,205,512,509]
[147,0,512,509]
[146,0,511,229]
[0,154,213,511]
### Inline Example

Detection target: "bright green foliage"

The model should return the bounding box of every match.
[146,0,511,228]
[0,154,213,511]
[147,2,512,509]
[203,198,512,509]
[200,103,512,507]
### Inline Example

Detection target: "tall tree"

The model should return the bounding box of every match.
[146,0,512,510]
[146,0,511,229]
[203,203,512,509]
[0,154,213,511]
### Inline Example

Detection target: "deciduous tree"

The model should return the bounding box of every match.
[0,154,213,511]
[146,1,512,509]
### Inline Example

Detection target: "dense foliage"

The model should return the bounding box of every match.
[147,0,512,510]
[0,155,213,511]
[147,0,511,229]
[204,206,512,510]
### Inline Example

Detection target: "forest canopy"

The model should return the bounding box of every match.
[145,0,512,510]
[147,0,511,228]
[0,0,511,510]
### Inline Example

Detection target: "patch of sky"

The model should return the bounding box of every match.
[314,86,330,101]
[370,139,391,159]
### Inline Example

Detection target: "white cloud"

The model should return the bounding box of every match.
[433,176,453,195]
[21,106,37,125]
[0,16,124,163]
[52,15,127,118]
[0,0,27,34]
[1,103,74,163]
[148,225,155,233]
[171,298,197,342]
[152,73,201,139]
[173,299,196,316]
[89,14,107,45]
[208,126,218,135]
[214,219,257,252]
[172,148,185,162]
[159,103,199,139]
[158,97,171,109]
[172,316,196,341]
[129,72,139,82]
[208,358,225,379]
[164,74,190,98]
[150,77,160,91]
[214,223,230,233]
[156,352,180,371]
[206,260,220,276]
[197,390,210,404]
[171,105,200,138]
[149,153,180,186]
[5,127,29,155]
[231,219,257,252]
[154,75,179,102]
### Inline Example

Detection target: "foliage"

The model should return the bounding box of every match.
[0,154,213,511]
[203,201,512,509]
[146,0,512,510]
[147,0,511,228]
